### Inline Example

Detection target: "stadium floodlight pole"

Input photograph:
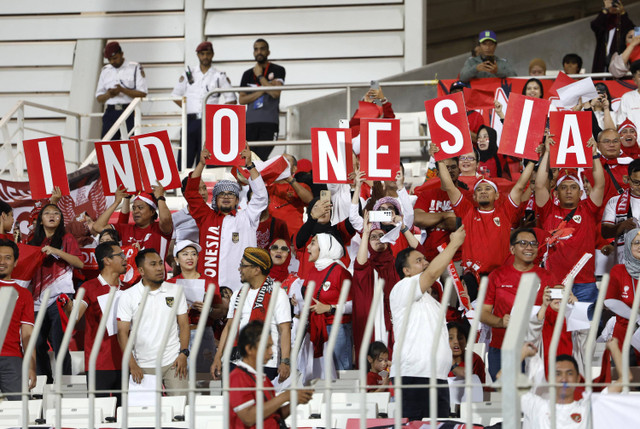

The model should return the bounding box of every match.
[547,277,574,429]
[54,288,86,429]
[223,283,250,429]
[289,281,315,429]
[120,286,150,429]
[358,279,384,429]
[21,288,50,429]
[188,282,216,426]
[155,284,184,429]
[500,272,539,429]
[464,277,489,429]
[621,275,640,394]
[430,278,454,429]
[323,279,352,429]
[584,275,610,395]
[255,282,281,429]
[88,286,117,429]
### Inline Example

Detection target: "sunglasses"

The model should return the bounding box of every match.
[270,245,290,252]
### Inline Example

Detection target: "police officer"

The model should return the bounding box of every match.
[95,41,148,140]
[172,41,237,169]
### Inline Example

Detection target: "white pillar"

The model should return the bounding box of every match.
[404,0,426,71]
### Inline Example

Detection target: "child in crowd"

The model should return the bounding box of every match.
[367,341,391,392]
[447,322,487,388]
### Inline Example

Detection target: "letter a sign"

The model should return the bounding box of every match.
[311,128,353,184]
[23,136,70,199]
[205,104,246,166]
[360,118,400,181]
[549,111,593,168]
[424,92,473,162]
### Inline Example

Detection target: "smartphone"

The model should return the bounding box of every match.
[635,26,640,37]
[482,55,496,64]
[369,210,393,222]
[320,190,331,202]
[550,289,563,300]
[370,80,380,90]
[455,217,463,230]
[378,370,389,378]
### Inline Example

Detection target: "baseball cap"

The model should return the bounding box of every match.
[173,240,202,257]
[104,41,122,59]
[449,80,470,93]
[478,30,497,43]
[196,41,213,52]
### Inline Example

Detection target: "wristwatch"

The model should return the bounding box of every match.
[282,358,291,366]
[157,196,166,202]
[593,153,601,160]
[246,162,256,170]
[330,305,336,315]
[180,348,190,357]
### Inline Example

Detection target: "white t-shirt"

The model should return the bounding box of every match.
[117,281,188,367]
[228,283,292,368]
[521,392,588,429]
[616,89,640,129]
[602,192,640,263]
[389,273,452,379]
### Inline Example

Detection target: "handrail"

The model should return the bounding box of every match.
[584,275,610,394]
[255,283,281,429]
[323,279,352,429]
[54,288,86,429]
[87,286,117,429]
[358,279,384,429]
[621,273,640,393]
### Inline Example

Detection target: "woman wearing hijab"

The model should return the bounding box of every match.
[303,233,354,379]
[476,125,506,179]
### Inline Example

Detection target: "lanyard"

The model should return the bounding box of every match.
[255,63,271,84]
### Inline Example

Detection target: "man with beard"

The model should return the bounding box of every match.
[480,228,559,380]
[239,39,286,160]
[117,249,189,395]
[62,241,128,404]
[437,155,534,297]
[185,147,267,292]
[172,41,237,169]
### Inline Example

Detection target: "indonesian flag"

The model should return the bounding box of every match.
[462,86,495,110]
[12,243,46,288]
[232,155,291,186]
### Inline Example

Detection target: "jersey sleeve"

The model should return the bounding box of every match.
[229,370,257,413]
[185,175,214,226]
[485,272,498,306]
[176,289,188,316]
[605,265,622,300]
[171,72,188,98]
[273,64,286,83]
[95,68,109,98]
[19,288,35,326]
[452,193,473,217]
[602,196,618,224]
[240,70,252,88]
[274,288,292,324]
[117,290,134,322]
[227,290,240,319]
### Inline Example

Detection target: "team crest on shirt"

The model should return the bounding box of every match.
[572,215,582,224]
[165,297,174,308]
[623,285,630,298]
[322,281,331,291]
[570,413,582,423]
[493,217,500,227]
[232,232,239,243]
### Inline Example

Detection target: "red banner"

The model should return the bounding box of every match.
[205,104,246,166]
[131,130,181,192]
[95,140,143,196]
[425,92,473,161]
[360,119,401,181]
[549,111,593,168]
[499,94,550,160]
[311,128,354,184]
[23,136,70,199]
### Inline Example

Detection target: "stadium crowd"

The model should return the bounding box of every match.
[2,1,640,427]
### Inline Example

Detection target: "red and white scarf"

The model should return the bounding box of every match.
[233,277,275,347]
[615,190,633,246]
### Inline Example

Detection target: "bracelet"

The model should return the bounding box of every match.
[157,196,166,202]
[288,177,296,184]
[401,226,409,233]
[593,153,601,159]
[282,358,291,366]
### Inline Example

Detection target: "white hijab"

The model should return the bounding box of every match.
[314,233,346,271]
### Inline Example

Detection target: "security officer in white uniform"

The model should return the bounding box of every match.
[172,41,237,169]
[95,41,148,140]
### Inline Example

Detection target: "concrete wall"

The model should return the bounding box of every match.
[290,3,640,159]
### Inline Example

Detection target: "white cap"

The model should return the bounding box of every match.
[173,240,202,257]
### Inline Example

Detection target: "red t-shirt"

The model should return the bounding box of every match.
[303,263,353,325]
[486,264,558,348]
[414,187,470,261]
[167,274,222,325]
[229,365,282,429]
[453,193,520,274]
[537,198,600,284]
[606,264,637,343]
[267,182,310,238]
[448,352,486,387]
[256,215,290,250]
[81,277,124,370]
[0,280,34,357]
[113,222,172,262]
[583,158,629,204]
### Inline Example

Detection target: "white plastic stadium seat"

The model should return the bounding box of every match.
[459,401,504,426]
[0,399,43,425]
[61,397,117,423]
[116,405,174,425]
[331,402,378,428]
[162,395,187,419]
[45,407,103,426]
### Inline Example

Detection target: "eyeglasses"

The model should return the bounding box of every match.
[629,178,640,187]
[218,192,236,198]
[270,245,290,252]
[239,263,254,269]
[369,233,385,241]
[515,240,538,248]
[459,156,477,162]
[599,139,621,144]
[632,240,640,247]
[109,252,126,259]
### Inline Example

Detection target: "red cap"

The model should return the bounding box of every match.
[104,41,122,59]
[296,159,312,173]
[196,41,213,53]
[132,192,158,210]
[618,118,637,133]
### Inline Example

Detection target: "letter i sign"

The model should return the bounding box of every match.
[23,136,70,199]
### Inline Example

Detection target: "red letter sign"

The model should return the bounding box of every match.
[23,136,70,199]
[549,111,593,168]
[95,140,143,196]
[360,119,400,181]
[499,94,550,160]
[311,128,353,184]
[205,104,246,166]
[132,131,181,192]
[425,92,473,161]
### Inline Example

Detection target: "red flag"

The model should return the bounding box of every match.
[549,111,593,168]
[462,87,495,110]
[12,243,46,287]
[548,72,576,97]
[499,94,550,160]
[232,155,291,186]
[353,101,383,119]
